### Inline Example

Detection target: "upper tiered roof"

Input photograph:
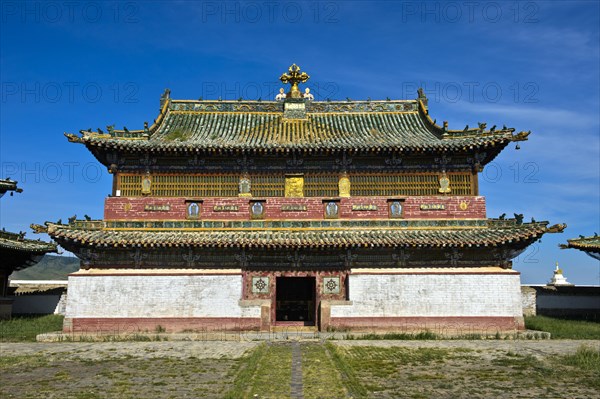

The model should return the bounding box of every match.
[65,65,530,166]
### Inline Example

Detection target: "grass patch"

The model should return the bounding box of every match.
[329,345,451,397]
[525,315,600,339]
[224,343,293,398]
[0,315,63,342]
[343,346,450,365]
[325,342,369,398]
[224,343,267,399]
[301,343,347,399]
[561,345,600,372]
[492,352,552,375]
[344,331,440,340]
[248,344,292,398]
[327,343,600,398]
[0,355,50,370]
[556,345,600,389]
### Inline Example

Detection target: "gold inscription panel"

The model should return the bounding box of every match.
[285,175,304,197]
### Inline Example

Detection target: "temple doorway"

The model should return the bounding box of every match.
[275,276,316,325]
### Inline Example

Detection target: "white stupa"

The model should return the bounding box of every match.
[548,262,573,286]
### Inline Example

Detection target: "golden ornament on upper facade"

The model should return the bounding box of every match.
[285,175,304,197]
[438,172,451,194]
[338,174,351,198]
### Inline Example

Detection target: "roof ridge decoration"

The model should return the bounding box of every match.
[41,217,556,232]
[0,227,58,253]
[546,223,567,233]
[65,93,171,143]
[0,229,27,240]
[279,64,310,99]
[415,99,527,142]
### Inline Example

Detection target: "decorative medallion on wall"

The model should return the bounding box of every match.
[250,201,265,219]
[323,277,340,294]
[459,201,469,210]
[186,202,200,219]
[324,201,339,219]
[252,276,269,294]
[389,200,404,218]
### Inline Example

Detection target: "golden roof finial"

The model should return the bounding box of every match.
[279,64,310,99]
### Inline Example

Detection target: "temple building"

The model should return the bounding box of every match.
[561,235,600,261]
[37,65,566,333]
[0,179,57,318]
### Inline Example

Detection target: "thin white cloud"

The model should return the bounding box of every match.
[452,102,599,129]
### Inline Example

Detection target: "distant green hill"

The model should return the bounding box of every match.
[9,255,80,281]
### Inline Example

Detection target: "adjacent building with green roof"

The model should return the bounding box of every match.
[0,179,57,318]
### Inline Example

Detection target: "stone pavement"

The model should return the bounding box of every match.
[0,341,260,360]
[2,339,597,362]
[290,341,304,399]
[334,339,600,359]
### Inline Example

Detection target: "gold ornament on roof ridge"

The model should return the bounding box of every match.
[279,64,310,99]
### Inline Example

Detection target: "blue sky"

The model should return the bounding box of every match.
[1,1,598,284]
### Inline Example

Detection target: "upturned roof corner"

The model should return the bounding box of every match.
[546,223,567,234]
[511,130,531,142]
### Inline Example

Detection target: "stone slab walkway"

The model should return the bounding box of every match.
[290,341,304,399]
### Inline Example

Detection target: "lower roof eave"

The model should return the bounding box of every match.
[47,224,552,253]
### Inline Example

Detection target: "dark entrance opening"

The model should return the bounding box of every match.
[276,277,316,325]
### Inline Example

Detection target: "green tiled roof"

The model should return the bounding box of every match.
[562,235,600,259]
[45,219,551,250]
[0,230,57,253]
[67,98,526,155]
[0,230,58,271]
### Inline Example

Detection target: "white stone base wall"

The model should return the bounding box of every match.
[65,272,261,332]
[521,286,537,316]
[54,292,67,315]
[329,269,524,331]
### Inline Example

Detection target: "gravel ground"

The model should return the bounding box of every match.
[1,340,598,399]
